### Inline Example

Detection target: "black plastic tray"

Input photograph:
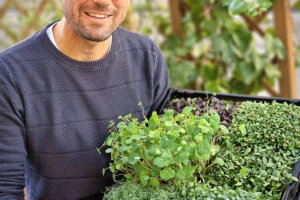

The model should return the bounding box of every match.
[167,88,300,200]
[281,160,300,200]
[168,88,300,106]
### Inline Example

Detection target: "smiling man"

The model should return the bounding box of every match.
[0,0,169,199]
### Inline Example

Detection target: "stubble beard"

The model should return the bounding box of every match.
[64,5,127,42]
[73,20,116,42]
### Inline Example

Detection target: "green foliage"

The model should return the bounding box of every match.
[295,45,300,68]
[134,1,285,94]
[103,181,180,200]
[100,106,228,186]
[294,1,300,11]
[103,179,261,200]
[208,101,300,199]
[101,100,299,199]
[223,0,276,16]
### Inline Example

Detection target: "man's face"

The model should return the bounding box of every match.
[62,0,130,42]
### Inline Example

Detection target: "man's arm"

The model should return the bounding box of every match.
[0,66,26,199]
[150,44,170,115]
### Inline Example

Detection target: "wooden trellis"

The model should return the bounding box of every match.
[0,0,61,49]
[274,0,297,98]
[169,0,298,99]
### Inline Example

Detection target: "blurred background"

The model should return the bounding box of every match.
[0,0,299,98]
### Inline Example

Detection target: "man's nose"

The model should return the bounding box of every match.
[92,0,111,6]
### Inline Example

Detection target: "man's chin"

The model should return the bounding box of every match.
[81,34,111,42]
[77,30,113,42]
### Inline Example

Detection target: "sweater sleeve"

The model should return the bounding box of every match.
[0,66,26,199]
[149,44,170,116]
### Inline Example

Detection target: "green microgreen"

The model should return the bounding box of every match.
[100,100,300,200]
[99,105,228,187]
[207,101,300,199]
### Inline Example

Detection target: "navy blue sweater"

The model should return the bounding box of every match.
[0,23,169,199]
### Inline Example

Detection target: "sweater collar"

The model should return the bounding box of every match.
[39,21,120,69]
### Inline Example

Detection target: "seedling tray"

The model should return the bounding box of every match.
[281,160,300,200]
[168,88,300,106]
[167,88,300,200]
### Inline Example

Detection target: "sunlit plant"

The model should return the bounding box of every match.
[99,104,228,187]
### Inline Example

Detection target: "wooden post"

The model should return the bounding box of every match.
[274,0,298,98]
[169,0,184,36]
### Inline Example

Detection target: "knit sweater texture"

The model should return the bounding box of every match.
[0,23,169,200]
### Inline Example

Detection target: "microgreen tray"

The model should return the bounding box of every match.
[167,89,300,106]
[281,160,300,200]
[167,88,300,200]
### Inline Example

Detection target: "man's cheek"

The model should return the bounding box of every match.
[113,0,131,8]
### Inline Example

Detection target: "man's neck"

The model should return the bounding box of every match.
[53,18,112,62]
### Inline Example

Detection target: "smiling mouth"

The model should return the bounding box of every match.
[85,12,111,19]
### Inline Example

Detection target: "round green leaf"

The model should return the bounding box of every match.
[196,141,211,160]
[160,168,175,180]
[176,166,195,180]
[140,174,149,186]
[149,177,160,187]
[215,158,225,166]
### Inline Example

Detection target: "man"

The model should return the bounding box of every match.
[0,0,169,199]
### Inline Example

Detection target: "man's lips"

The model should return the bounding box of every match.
[85,12,112,19]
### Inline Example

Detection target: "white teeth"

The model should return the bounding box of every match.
[87,13,109,19]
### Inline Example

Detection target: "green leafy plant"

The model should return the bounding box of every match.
[164,96,235,127]
[99,105,229,187]
[103,181,261,200]
[207,101,300,199]
[223,0,276,16]
[100,99,300,200]
[103,181,180,200]
[133,1,285,94]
